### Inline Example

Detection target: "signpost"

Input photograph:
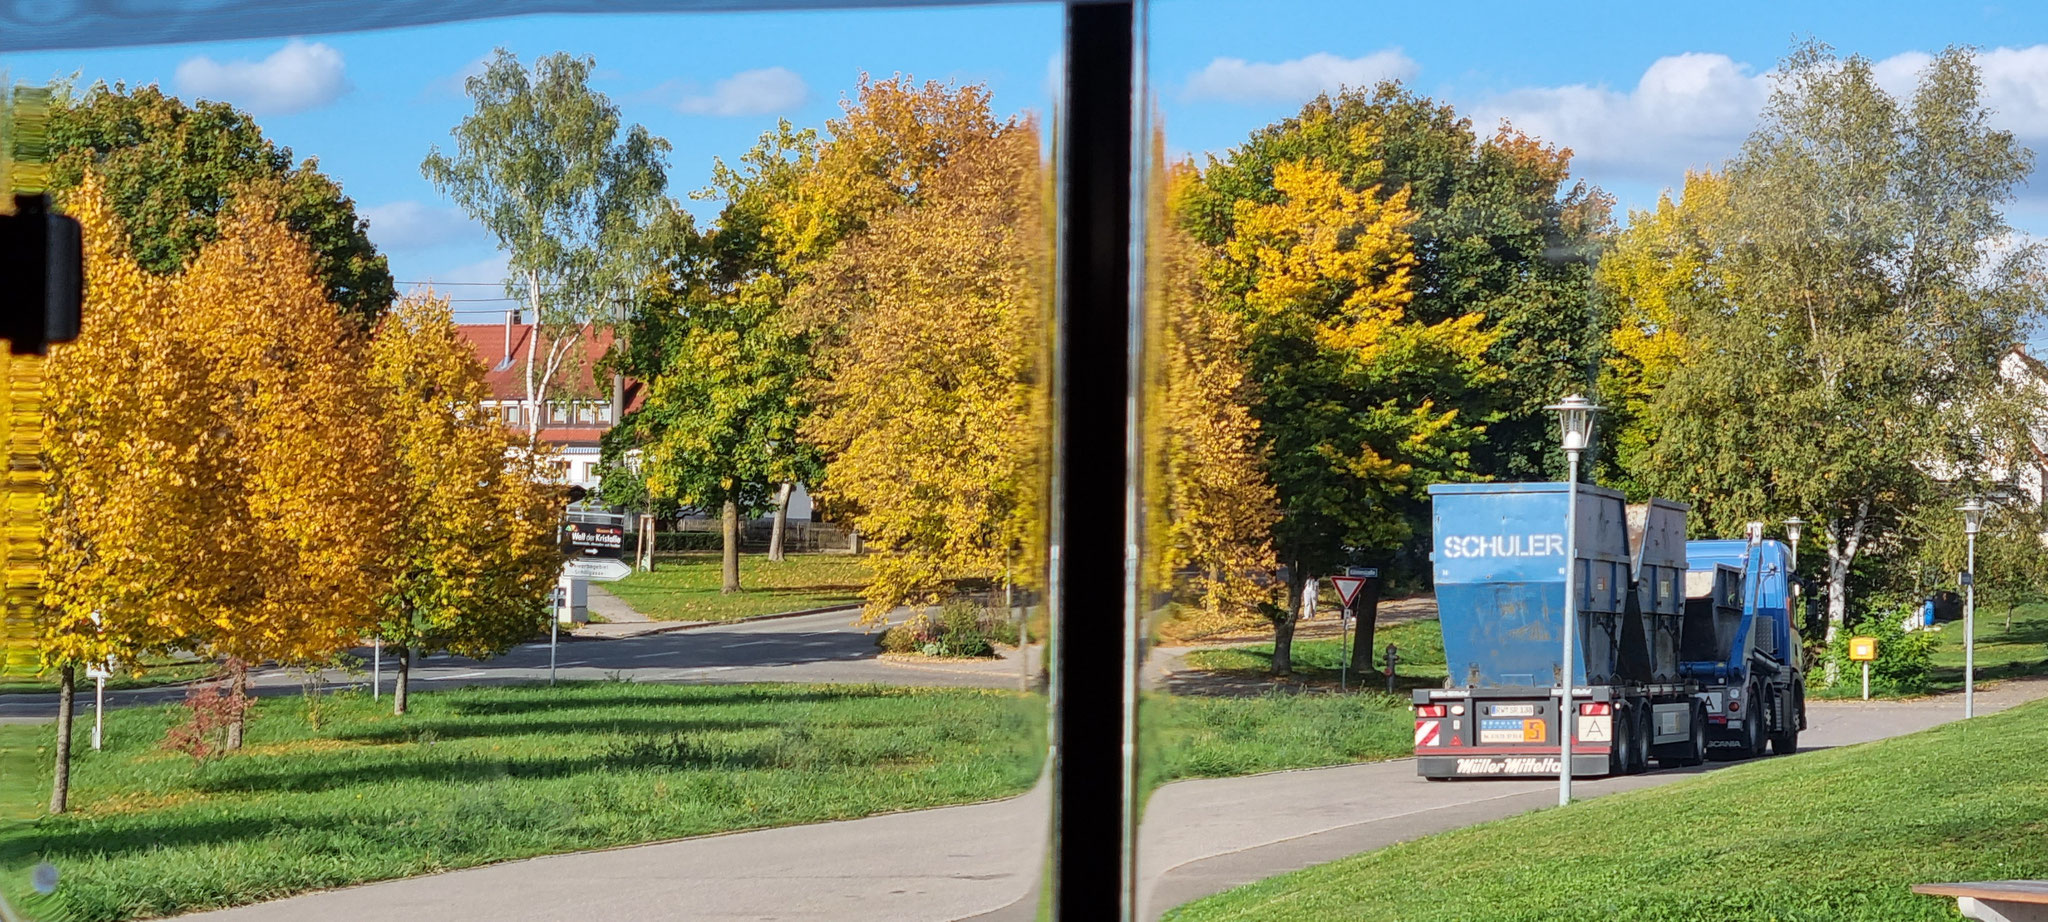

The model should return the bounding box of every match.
[1849,635,1878,700]
[562,558,632,581]
[1331,575,1368,691]
[86,613,108,750]
[562,521,626,558]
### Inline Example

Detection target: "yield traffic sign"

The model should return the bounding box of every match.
[1330,575,1368,608]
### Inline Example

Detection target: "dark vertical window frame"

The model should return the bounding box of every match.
[1049,1,1142,919]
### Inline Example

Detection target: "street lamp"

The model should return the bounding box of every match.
[1959,496,1985,719]
[1545,394,1602,807]
[1782,517,1804,572]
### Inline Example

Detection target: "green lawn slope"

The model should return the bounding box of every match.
[1168,695,2048,922]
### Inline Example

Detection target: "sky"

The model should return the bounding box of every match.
[6,0,2048,323]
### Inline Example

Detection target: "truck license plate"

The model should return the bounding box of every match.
[1488,704,1537,717]
[1480,718,1546,743]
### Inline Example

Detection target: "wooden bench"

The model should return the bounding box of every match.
[1914,881,2048,922]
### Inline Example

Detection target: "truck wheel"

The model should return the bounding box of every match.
[1743,685,1767,758]
[1629,704,1652,774]
[1607,703,1632,776]
[1682,701,1708,766]
[1770,685,1800,756]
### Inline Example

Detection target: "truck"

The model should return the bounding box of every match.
[1411,482,1806,779]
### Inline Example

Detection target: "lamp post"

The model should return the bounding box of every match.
[1545,394,1602,807]
[1782,516,1805,633]
[1960,497,1984,719]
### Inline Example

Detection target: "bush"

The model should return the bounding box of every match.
[1813,606,1936,695]
[874,600,1016,658]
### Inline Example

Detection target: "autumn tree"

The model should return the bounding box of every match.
[48,83,393,325]
[424,50,671,445]
[1624,43,2042,674]
[371,293,562,714]
[1191,160,1499,674]
[796,121,1047,621]
[1149,163,1279,638]
[1187,83,1610,486]
[617,76,995,588]
[165,192,395,744]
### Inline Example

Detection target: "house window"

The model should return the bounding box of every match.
[577,403,597,424]
[549,402,573,424]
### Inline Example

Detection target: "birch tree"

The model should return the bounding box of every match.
[1627,43,2042,674]
[423,50,670,444]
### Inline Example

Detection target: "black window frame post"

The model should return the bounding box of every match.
[1051,1,1141,919]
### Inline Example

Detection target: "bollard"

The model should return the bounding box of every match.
[1384,643,1400,694]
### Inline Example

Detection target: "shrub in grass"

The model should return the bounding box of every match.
[875,600,1010,657]
[1811,608,1935,696]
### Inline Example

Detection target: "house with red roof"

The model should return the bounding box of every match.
[455,313,641,491]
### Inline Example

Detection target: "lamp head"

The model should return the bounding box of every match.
[1959,496,1986,535]
[1544,394,1604,455]
[1782,516,1804,544]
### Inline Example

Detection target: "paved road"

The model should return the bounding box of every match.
[167,676,2048,922]
[0,609,1035,723]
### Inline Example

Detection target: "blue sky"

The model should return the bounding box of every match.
[6,0,2048,321]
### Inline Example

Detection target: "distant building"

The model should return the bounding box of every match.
[1992,345,2048,512]
[455,314,639,492]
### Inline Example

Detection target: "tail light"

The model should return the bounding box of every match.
[1728,699,1741,713]
[1416,704,1447,718]
[1579,702,1611,716]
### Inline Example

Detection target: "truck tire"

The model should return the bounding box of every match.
[1629,704,1652,774]
[1607,703,1632,776]
[1770,684,1800,756]
[1682,700,1708,766]
[1742,684,1767,758]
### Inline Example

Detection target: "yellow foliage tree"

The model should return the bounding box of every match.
[798,124,1048,622]
[168,193,396,737]
[1151,166,1280,639]
[1594,171,1729,493]
[370,292,562,714]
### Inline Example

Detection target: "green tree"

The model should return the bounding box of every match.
[423,50,671,444]
[1627,43,2042,678]
[1185,83,1611,485]
[48,83,393,325]
[1191,159,1501,674]
[370,293,563,714]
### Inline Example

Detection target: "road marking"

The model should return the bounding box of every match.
[634,652,671,659]
[729,640,779,647]
[422,671,487,681]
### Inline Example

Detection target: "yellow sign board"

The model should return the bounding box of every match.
[1849,636,1878,662]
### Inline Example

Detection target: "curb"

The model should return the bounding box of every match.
[577,604,869,639]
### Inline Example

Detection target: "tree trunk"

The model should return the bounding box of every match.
[394,646,411,716]
[1822,503,1868,686]
[768,483,793,562]
[50,663,74,814]
[722,499,741,594]
[1273,567,1304,676]
[225,661,249,750]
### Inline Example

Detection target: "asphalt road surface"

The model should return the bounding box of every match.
[0,609,1033,723]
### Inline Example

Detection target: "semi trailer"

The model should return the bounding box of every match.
[1411,482,1806,779]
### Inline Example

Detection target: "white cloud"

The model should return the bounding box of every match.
[425,52,493,100]
[361,201,484,253]
[673,67,809,117]
[1184,50,1418,104]
[174,39,349,116]
[430,253,513,288]
[1472,53,1767,182]
[1475,46,2048,187]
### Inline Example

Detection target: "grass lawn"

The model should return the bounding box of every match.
[1144,692,1414,790]
[603,552,868,622]
[0,682,1043,922]
[1167,695,2048,922]
[0,658,221,696]
[1181,618,1447,688]
[1928,599,2048,692]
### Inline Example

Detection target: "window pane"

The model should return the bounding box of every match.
[1,6,1061,920]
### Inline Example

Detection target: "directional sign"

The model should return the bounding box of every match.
[1330,575,1369,608]
[562,558,632,582]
